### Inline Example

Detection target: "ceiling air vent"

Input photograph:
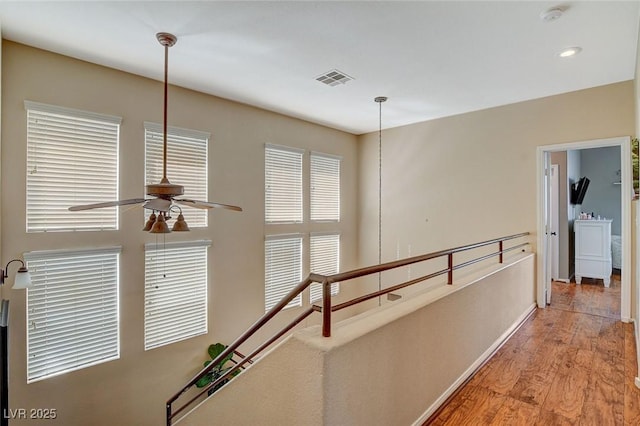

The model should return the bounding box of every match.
[316,69,354,86]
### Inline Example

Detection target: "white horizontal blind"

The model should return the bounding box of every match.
[144,240,210,350]
[265,235,302,311]
[310,153,341,222]
[25,247,121,383]
[265,145,303,223]
[25,101,120,232]
[309,233,340,303]
[145,123,209,227]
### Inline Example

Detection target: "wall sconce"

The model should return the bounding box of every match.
[1,259,32,290]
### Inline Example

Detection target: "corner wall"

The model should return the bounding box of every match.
[1,41,359,425]
[357,81,635,300]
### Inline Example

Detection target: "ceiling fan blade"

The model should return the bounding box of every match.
[176,199,243,212]
[68,198,147,211]
[143,198,172,212]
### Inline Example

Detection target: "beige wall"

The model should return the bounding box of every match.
[357,81,635,293]
[180,254,535,425]
[1,36,638,425]
[0,41,359,425]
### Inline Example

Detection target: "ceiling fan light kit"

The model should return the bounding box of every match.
[150,211,171,234]
[68,32,242,233]
[143,212,157,232]
[171,213,190,232]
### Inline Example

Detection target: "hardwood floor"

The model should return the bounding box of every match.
[427,275,640,425]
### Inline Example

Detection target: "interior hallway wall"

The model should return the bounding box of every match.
[551,151,569,280]
[579,146,622,235]
[357,81,635,299]
[567,149,582,277]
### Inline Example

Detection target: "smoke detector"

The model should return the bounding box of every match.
[540,7,565,22]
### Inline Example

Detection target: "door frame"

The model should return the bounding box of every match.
[550,163,560,282]
[536,136,631,322]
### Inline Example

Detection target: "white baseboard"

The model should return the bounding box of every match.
[634,318,640,389]
[412,303,537,425]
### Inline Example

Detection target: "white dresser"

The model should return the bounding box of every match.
[574,219,612,287]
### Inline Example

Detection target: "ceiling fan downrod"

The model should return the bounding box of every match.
[146,32,184,199]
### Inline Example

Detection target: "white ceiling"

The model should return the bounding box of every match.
[0,1,638,135]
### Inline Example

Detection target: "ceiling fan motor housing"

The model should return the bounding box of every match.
[146,182,184,198]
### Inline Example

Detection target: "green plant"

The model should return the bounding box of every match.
[195,343,239,395]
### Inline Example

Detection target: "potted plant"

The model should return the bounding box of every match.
[195,343,240,396]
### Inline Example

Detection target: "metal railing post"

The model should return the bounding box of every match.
[447,253,453,284]
[499,241,504,263]
[322,279,332,337]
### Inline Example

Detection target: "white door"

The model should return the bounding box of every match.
[550,164,560,282]
[544,153,552,305]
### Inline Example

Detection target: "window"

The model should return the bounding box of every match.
[265,235,302,311]
[25,247,120,383]
[265,145,303,223]
[25,101,120,232]
[144,240,210,350]
[310,153,341,222]
[145,122,209,227]
[264,145,342,311]
[310,233,340,303]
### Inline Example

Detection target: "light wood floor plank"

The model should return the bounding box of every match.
[426,275,640,425]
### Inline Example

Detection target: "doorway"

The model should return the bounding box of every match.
[536,137,631,322]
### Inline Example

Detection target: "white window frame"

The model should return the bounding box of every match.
[310,233,340,303]
[265,144,304,224]
[144,240,210,350]
[25,246,121,383]
[144,122,209,228]
[265,234,303,312]
[310,152,341,222]
[25,101,121,232]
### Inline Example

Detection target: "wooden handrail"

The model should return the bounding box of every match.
[166,232,529,424]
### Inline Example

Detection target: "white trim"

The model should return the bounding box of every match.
[536,137,631,320]
[143,121,210,141]
[310,231,341,238]
[634,318,640,389]
[265,143,305,154]
[24,246,122,260]
[412,302,537,425]
[24,100,122,124]
[144,239,211,252]
[265,233,304,241]
[310,151,343,161]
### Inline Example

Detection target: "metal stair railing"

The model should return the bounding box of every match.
[166,232,530,425]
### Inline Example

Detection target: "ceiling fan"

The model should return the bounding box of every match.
[69,32,242,232]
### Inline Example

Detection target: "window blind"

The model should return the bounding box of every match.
[25,247,121,383]
[25,101,121,232]
[310,152,341,222]
[145,123,209,228]
[265,145,303,223]
[265,234,302,311]
[144,240,210,350]
[309,233,340,303]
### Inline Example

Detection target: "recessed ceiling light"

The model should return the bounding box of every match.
[558,46,582,58]
[540,7,565,22]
